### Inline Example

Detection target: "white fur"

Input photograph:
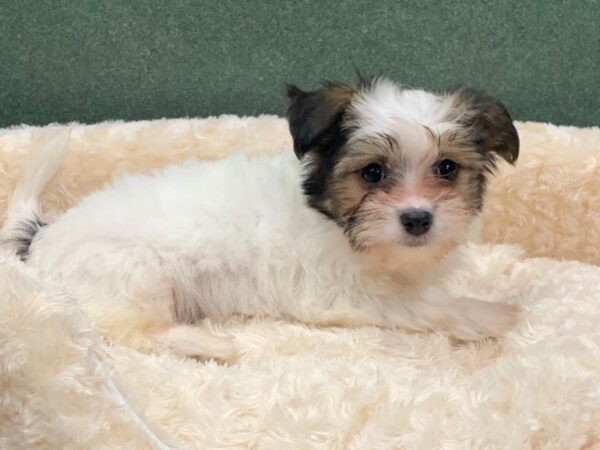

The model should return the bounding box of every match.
[342,79,475,253]
[349,78,458,135]
[4,129,517,359]
[1,117,599,449]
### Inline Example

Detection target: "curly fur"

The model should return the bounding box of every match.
[0,115,599,449]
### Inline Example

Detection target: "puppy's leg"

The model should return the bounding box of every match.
[305,283,520,341]
[145,324,239,363]
[395,288,521,341]
[95,301,239,363]
[86,274,239,363]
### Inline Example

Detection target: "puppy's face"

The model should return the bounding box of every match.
[286,78,519,261]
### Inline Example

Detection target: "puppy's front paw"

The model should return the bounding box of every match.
[449,300,521,341]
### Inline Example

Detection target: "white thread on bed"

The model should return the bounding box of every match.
[90,351,183,450]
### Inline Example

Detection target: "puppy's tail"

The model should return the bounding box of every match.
[1,126,74,259]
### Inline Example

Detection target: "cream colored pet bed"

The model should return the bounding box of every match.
[1,117,599,449]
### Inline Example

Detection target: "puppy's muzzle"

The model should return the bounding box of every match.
[400,209,433,236]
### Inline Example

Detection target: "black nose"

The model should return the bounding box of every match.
[400,209,433,236]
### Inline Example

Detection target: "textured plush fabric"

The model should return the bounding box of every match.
[0,1,598,127]
[0,117,599,449]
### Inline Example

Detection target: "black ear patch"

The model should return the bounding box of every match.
[285,83,355,159]
[454,88,520,165]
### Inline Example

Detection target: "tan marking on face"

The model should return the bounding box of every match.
[438,131,486,170]
[333,145,391,177]
[341,118,435,172]
[331,172,369,218]
[320,111,489,256]
[330,124,474,221]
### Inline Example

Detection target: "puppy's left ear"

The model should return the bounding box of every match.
[455,88,520,165]
[286,83,355,159]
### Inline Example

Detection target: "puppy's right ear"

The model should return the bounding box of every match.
[285,83,354,159]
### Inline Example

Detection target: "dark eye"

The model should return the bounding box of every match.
[361,163,385,184]
[434,159,458,180]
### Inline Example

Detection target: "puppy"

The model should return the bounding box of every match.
[1,77,520,361]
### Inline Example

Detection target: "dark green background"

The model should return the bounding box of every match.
[0,0,598,127]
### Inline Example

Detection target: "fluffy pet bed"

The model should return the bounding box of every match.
[1,117,599,449]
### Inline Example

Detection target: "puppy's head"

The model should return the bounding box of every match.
[286,77,518,262]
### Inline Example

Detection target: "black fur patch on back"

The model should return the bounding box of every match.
[8,217,45,261]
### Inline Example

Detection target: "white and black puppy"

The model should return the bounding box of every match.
[2,77,520,361]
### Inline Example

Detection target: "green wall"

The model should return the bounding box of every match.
[0,0,598,127]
